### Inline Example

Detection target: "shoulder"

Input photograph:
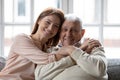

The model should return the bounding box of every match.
[13,33,32,43]
[14,33,29,38]
[14,33,30,40]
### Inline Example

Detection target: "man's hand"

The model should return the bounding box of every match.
[54,46,76,61]
[56,46,76,54]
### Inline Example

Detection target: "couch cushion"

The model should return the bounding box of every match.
[107,59,120,80]
[0,56,6,71]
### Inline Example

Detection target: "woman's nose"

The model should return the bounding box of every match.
[48,24,53,30]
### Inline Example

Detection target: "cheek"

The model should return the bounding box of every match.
[55,29,59,33]
[75,34,82,41]
[50,31,58,38]
[78,36,82,41]
[37,26,42,32]
[54,28,59,34]
[60,32,64,38]
[52,30,58,36]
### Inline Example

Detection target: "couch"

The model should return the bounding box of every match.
[107,59,120,80]
[0,57,120,80]
[0,56,6,71]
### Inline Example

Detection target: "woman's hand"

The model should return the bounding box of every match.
[79,38,90,51]
[54,46,76,60]
[83,39,101,53]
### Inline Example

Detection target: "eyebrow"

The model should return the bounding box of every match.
[47,18,60,26]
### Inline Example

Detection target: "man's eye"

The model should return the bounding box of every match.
[63,29,67,32]
[72,29,78,32]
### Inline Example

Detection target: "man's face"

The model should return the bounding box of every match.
[60,20,85,46]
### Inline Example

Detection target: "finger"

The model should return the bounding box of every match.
[84,38,90,42]
[89,40,101,46]
[85,47,92,54]
[88,43,100,50]
[89,42,100,46]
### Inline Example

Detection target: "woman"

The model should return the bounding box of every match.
[0,7,65,80]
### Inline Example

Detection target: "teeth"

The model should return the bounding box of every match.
[64,39,73,41]
[65,38,72,40]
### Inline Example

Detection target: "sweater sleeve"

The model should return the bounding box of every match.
[11,34,56,64]
[70,47,107,77]
[35,56,74,80]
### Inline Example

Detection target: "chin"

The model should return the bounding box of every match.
[63,43,72,46]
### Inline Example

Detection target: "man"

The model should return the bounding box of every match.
[35,14,108,80]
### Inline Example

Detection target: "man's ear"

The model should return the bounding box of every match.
[81,29,85,37]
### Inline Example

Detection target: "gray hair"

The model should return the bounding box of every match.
[65,14,82,28]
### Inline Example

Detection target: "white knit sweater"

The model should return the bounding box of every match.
[35,47,108,80]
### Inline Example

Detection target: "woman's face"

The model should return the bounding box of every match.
[37,14,61,40]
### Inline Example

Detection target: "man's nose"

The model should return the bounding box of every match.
[66,31,71,36]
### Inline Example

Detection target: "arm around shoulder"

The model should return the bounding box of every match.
[11,33,56,64]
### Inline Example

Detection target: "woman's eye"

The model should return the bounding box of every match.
[54,25,59,28]
[46,21,50,24]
